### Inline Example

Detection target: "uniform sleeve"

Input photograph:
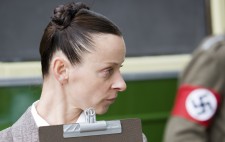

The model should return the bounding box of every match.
[163,35,225,142]
[164,117,207,142]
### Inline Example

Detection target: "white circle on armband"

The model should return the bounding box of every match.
[185,88,217,121]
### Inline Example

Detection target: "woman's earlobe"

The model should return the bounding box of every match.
[65,69,69,80]
[59,69,69,84]
[59,76,63,82]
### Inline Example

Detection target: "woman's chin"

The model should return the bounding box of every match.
[95,106,110,115]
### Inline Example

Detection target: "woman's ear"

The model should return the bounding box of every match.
[52,57,69,84]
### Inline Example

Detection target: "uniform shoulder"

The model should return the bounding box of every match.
[200,34,225,50]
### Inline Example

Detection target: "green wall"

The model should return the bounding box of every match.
[0,78,178,142]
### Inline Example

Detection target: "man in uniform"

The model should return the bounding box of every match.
[163,34,225,142]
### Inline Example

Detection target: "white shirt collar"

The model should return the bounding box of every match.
[31,100,86,127]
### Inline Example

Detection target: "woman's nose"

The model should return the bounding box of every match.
[112,73,127,92]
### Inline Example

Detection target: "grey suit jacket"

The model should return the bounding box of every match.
[0,107,39,142]
[0,107,148,142]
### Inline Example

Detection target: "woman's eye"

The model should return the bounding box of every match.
[103,68,113,77]
[106,68,113,75]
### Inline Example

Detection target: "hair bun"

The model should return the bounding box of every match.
[51,2,89,29]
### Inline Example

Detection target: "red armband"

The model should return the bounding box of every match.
[172,84,221,126]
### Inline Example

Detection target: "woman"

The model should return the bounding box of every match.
[37,1,127,126]
[0,2,140,141]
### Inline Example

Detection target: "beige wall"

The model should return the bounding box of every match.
[211,0,225,34]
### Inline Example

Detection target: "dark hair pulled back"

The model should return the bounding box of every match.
[39,2,122,78]
[51,2,89,30]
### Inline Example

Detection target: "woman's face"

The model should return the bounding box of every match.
[66,34,127,114]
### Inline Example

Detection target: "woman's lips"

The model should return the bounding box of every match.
[106,97,116,103]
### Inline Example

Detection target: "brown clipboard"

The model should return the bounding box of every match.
[39,118,143,142]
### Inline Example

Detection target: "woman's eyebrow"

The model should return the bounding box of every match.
[104,59,125,65]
